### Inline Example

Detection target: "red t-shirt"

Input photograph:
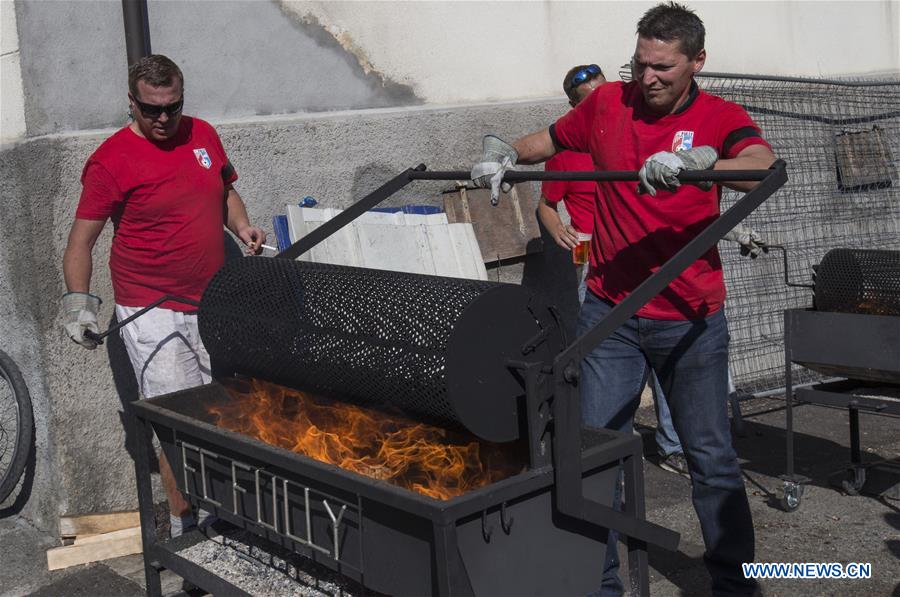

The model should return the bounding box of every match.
[541,150,597,234]
[552,81,771,320]
[76,117,238,311]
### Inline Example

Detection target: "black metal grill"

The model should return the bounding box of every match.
[815,248,900,316]
[129,163,786,596]
[199,257,564,442]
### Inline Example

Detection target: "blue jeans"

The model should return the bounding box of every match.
[652,369,739,457]
[578,292,756,596]
[649,371,683,456]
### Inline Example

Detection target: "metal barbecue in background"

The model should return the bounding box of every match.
[779,247,900,511]
[129,161,787,596]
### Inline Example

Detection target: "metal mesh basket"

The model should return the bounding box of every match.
[198,258,563,442]
[814,248,900,315]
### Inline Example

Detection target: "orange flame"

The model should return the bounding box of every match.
[208,378,525,500]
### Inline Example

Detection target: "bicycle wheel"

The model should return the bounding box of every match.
[0,349,33,504]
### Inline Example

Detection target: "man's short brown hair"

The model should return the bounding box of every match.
[128,54,183,97]
[637,2,705,59]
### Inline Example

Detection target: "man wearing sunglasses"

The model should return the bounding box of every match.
[473,3,775,596]
[62,54,266,540]
[539,63,605,304]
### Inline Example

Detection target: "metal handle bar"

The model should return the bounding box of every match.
[409,169,771,183]
[276,164,774,261]
[83,295,201,345]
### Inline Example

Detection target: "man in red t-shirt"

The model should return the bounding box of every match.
[472,4,775,595]
[62,55,266,538]
[539,63,605,304]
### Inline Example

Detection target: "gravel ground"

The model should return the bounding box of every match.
[175,527,374,597]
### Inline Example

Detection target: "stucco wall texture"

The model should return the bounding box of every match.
[0,100,581,529]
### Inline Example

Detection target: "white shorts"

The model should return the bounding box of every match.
[116,304,212,399]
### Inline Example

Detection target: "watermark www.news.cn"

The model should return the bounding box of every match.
[742,562,872,579]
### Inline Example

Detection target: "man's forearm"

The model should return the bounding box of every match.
[513,129,558,165]
[63,218,105,294]
[538,198,563,231]
[63,244,94,293]
[224,187,251,235]
[714,145,777,192]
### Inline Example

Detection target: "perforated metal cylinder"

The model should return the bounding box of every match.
[198,258,563,442]
[814,249,900,316]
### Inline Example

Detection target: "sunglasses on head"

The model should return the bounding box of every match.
[129,93,184,118]
[569,64,603,89]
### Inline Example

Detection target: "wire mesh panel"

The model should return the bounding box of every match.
[696,74,900,394]
[198,258,561,441]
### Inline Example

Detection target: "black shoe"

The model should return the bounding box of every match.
[658,452,690,478]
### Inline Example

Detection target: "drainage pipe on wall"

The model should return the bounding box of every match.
[122,0,151,65]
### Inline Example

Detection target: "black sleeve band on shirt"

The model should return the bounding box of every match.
[221,161,236,182]
[548,124,569,152]
[722,126,762,157]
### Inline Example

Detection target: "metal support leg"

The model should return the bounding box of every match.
[431,523,473,597]
[623,449,649,597]
[842,403,867,495]
[729,390,747,437]
[780,313,805,511]
[131,407,163,597]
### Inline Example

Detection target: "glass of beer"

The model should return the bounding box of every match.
[572,232,591,265]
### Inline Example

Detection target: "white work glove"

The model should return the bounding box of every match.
[62,292,101,350]
[723,223,768,259]
[638,145,718,197]
[471,135,518,206]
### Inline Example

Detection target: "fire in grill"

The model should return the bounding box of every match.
[211,378,525,500]
[128,163,786,596]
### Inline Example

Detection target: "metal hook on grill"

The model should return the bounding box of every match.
[500,502,514,534]
[765,244,816,289]
[481,509,492,543]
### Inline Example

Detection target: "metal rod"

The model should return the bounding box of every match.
[784,312,795,478]
[121,0,151,66]
[698,71,900,87]
[277,164,771,262]
[766,245,816,289]
[84,294,201,344]
[849,404,861,467]
[408,169,770,183]
[130,408,163,597]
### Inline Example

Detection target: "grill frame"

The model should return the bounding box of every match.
[130,383,635,596]
[128,161,788,596]
[781,295,900,511]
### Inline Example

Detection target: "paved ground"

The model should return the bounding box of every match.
[1,395,897,597]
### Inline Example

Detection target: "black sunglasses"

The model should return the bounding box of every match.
[569,64,603,89]
[130,93,184,118]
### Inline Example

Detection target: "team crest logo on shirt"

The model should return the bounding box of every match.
[672,131,694,152]
[193,148,212,169]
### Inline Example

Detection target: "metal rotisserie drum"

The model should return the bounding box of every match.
[198,257,565,442]
[814,248,900,316]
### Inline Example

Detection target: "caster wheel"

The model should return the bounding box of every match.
[781,481,803,512]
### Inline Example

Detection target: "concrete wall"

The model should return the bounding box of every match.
[7,1,899,138]
[289,0,900,103]
[12,0,419,138]
[1,0,26,140]
[0,99,579,527]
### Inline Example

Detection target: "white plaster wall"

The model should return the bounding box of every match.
[0,0,26,140]
[285,0,900,103]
